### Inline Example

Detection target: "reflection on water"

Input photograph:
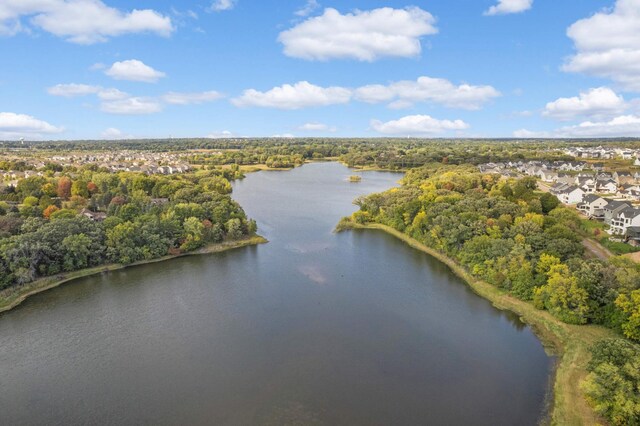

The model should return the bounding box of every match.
[0,163,552,425]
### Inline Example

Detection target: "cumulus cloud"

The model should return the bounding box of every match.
[47,83,101,97]
[0,112,63,139]
[295,0,320,17]
[543,87,627,120]
[48,82,223,114]
[101,127,133,139]
[563,0,640,91]
[484,0,533,16]
[209,0,236,12]
[100,97,163,115]
[516,115,640,138]
[206,130,235,138]
[354,76,501,110]
[278,7,438,61]
[97,88,129,101]
[162,91,224,105]
[298,122,336,132]
[231,81,351,109]
[371,115,469,135]
[48,84,130,101]
[231,77,498,110]
[105,60,166,83]
[0,0,173,44]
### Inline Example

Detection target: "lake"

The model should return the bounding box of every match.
[0,162,552,425]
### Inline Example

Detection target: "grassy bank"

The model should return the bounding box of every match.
[337,219,615,426]
[0,235,267,315]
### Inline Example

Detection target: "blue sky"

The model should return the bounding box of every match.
[1,0,640,139]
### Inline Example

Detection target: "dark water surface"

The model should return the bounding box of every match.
[0,162,552,425]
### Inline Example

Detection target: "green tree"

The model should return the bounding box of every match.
[617,290,640,341]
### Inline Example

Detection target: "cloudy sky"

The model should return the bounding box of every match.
[1,0,640,139]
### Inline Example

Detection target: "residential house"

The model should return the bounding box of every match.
[614,171,634,185]
[611,207,640,235]
[557,186,585,204]
[596,179,618,194]
[80,208,107,222]
[625,227,640,247]
[577,194,608,219]
[603,200,632,225]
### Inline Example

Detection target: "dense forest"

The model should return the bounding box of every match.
[0,137,616,169]
[0,165,256,290]
[346,164,640,424]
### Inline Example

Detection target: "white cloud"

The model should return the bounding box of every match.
[209,0,236,12]
[105,60,166,83]
[371,115,469,135]
[162,91,224,105]
[231,81,351,109]
[298,122,336,132]
[97,88,129,101]
[295,0,320,17]
[563,0,640,91]
[100,97,162,115]
[48,82,224,114]
[48,84,129,101]
[0,0,173,44]
[484,0,533,16]
[543,87,627,120]
[101,127,132,139]
[0,112,63,139]
[354,76,501,110]
[513,129,548,138]
[47,83,101,97]
[516,115,640,138]
[278,7,438,61]
[206,130,235,138]
[270,134,295,138]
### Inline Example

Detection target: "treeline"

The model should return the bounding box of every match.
[351,164,640,336]
[581,339,640,424]
[0,138,621,169]
[0,166,256,290]
[188,152,308,168]
[349,164,640,424]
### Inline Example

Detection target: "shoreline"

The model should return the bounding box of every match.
[0,235,268,315]
[337,220,614,426]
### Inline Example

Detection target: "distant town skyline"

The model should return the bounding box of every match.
[1,0,639,140]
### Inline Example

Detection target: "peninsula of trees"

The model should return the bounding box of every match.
[0,165,257,293]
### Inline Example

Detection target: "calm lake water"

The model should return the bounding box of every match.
[0,162,553,425]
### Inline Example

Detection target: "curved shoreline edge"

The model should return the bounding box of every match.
[337,220,614,426]
[0,235,268,315]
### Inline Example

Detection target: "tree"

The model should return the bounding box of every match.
[540,193,560,214]
[534,264,590,324]
[43,205,59,219]
[181,217,205,251]
[617,290,640,341]
[71,180,89,198]
[61,233,92,271]
[226,218,243,240]
[57,177,72,200]
[581,339,640,425]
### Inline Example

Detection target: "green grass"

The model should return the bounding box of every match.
[580,218,607,235]
[337,219,616,426]
[599,237,640,255]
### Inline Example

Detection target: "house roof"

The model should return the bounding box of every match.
[582,194,603,203]
[626,226,640,238]
[558,185,583,194]
[605,200,631,210]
